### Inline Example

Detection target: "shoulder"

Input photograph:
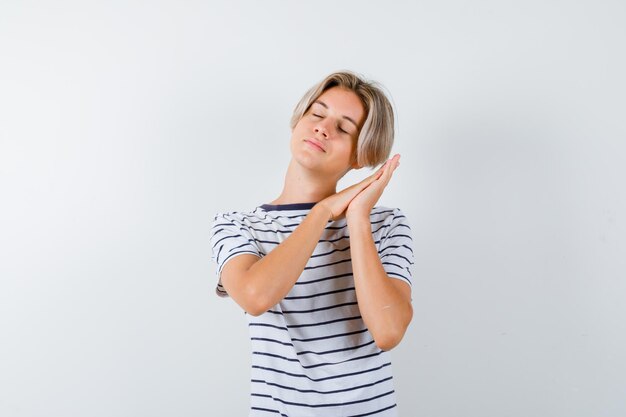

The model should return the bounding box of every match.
[210,209,263,244]
[370,207,413,241]
[210,208,265,264]
[211,207,263,227]
[370,206,410,223]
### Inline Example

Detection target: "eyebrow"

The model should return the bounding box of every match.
[313,100,359,129]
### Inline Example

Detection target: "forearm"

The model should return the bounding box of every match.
[348,214,413,350]
[244,204,330,312]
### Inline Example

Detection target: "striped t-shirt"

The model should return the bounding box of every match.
[210,202,414,417]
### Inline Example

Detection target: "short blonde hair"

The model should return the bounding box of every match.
[290,71,395,168]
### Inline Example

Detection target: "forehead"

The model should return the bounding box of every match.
[314,87,366,126]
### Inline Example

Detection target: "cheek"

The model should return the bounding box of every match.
[337,138,356,159]
[291,120,308,138]
[347,137,359,160]
[289,132,300,154]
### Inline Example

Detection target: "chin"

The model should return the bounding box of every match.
[293,152,324,170]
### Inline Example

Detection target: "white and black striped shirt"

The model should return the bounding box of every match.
[210,202,414,417]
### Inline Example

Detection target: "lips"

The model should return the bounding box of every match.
[304,138,326,153]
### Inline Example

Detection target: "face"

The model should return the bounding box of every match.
[290,86,366,180]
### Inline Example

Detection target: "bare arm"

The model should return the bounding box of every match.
[347,215,413,351]
[346,154,413,350]
[220,205,329,315]
[220,166,388,316]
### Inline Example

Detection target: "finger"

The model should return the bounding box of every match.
[371,160,389,180]
[347,157,395,196]
[366,159,396,191]
[344,173,380,197]
[380,154,400,186]
[358,161,388,188]
[389,155,400,176]
[390,154,400,168]
[379,154,396,176]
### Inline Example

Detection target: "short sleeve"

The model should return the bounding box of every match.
[378,208,415,288]
[210,212,262,297]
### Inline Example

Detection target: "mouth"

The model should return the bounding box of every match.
[304,139,326,153]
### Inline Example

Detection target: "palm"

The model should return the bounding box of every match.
[318,154,400,220]
[349,178,385,212]
[347,154,400,217]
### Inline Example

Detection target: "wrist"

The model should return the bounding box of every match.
[346,206,370,220]
[312,202,333,222]
[346,210,371,226]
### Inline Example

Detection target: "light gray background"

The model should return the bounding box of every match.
[1,1,625,416]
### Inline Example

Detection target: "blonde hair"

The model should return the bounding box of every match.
[290,71,395,168]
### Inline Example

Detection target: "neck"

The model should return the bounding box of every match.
[269,159,342,205]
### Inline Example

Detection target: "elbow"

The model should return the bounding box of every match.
[373,304,413,351]
[222,266,277,316]
[374,331,404,351]
[246,309,266,317]
[242,303,269,317]
[240,283,273,317]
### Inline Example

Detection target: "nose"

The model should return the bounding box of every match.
[314,122,329,138]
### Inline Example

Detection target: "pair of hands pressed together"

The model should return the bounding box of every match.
[318,154,401,221]
[218,153,411,338]
[317,153,412,350]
